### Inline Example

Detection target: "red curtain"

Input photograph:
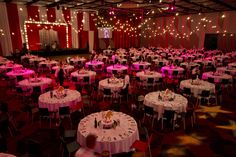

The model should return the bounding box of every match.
[27,5,40,21]
[89,13,98,50]
[77,12,83,48]
[6,3,22,51]
[26,24,67,50]
[81,31,88,48]
[47,8,56,22]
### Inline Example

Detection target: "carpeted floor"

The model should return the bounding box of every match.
[1,54,236,157]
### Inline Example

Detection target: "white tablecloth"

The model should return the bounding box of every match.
[0,64,23,72]
[71,70,96,83]
[180,79,215,97]
[152,59,168,65]
[85,61,104,68]
[0,153,16,157]
[161,66,184,76]
[228,62,236,68]
[202,72,233,83]
[77,111,139,154]
[217,67,236,76]
[70,57,86,63]
[99,78,124,92]
[52,65,74,73]
[29,57,46,63]
[6,69,35,79]
[180,62,199,70]
[38,89,81,112]
[39,61,58,68]
[136,71,162,81]
[132,62,151,70]
[18,77,52,93]
[144,91,188,114]
[106,65,128,73]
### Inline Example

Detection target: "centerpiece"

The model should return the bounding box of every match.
[54,86,66,99]
[159,89,175,101]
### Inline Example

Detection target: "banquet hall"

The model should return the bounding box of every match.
[0,0,236,157]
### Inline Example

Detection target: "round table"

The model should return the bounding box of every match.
[180,62,199,70]
[144,91,188,119]
[85,61,104,68]
[0,153,16,157]
[0,64,23,72]
[228,62,236,69]
[6,69,35,80]
[161,66,184,76]
[136,71,162,81]
[194,59,215,66]
[180,79,215,97]
[70,57,86,64]
[52,65,74,73]
[38,89,81,112]
[29,57,46,64]
[152,59,168,65]
[39,60,58,68]
[202,72,233,83]
[71,70,96,83]
[106,65,128,74]
[99,78,124,92]
[132,62,151,70]
[18,77,52,93]
[217,67,236,76]
[77,111,139,154]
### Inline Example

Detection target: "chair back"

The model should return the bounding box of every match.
[72,76,77,82]
[207,77,214,83]
[83,76,90,83]
[112,70,118,74]
[39,108,49,116]
[144,105,154,116]
[147,78,154,84]
[172,70,178,76]
[33,86,41,93]
[59,106,70,116]
[201,90,210,97]
[183,87,191,95]
[16,75,24,82]
[103,88,112,95]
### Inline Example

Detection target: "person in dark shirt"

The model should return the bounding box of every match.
[21,43,28,55]
[56,62,65,86]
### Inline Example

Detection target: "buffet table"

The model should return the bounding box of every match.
[77,111,139,154]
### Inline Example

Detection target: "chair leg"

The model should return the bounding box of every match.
[183,118,186,130]
[161,118,164,130]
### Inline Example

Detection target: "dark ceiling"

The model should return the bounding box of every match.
[2,0,236,17]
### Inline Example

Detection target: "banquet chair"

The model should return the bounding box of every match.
[59,106,72,128]
[103,88,113,103]
[71,76,78,84]
[16,75,24,82]
[161,110,176,130]
[38,108,52,128]
[118,84,129,103]
[60,137,80,157]
[183,87,192,99]
[139,65,144,71]
[112,69,118,75]
[207,77,215,83]
[146,78,155,91]
[142,106,156,128]
[155,78,163,90]
[172,70,179,79]
[221,78,232,92]
[197,90,211,106]
[130,133,153,157]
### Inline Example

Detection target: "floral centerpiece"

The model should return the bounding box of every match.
[159,89,175,101]
[55,86,66,98]
[78,68,87,74]
[99,110,118,129]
